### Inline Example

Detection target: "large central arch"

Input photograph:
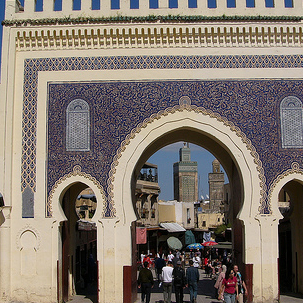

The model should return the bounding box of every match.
[111,107,276,302]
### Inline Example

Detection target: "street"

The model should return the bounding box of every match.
[64,269,303,303]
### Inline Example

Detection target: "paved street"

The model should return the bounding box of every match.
[65,270,303,303]
[136,271,303,303]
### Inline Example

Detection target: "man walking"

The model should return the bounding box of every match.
[186,259,199,303]
[173,260,186,303]
[155,255,166,283]
[161,261,174,303]
[138,261,154,303]
[234,265,248,303]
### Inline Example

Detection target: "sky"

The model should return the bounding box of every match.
[147,142,227,201]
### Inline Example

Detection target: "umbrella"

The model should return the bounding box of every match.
[187,243,203,250]
[202,241,218,247]
[167,236,182,250]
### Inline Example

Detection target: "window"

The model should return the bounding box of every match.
[280,96,303,148]
[202,221,206,227]
[66,99,90,151]
[187,208,191,223]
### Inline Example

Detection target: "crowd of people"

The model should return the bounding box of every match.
[138,250,248,303]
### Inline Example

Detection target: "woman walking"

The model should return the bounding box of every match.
[219,268,238,303]
[214,264,227,299]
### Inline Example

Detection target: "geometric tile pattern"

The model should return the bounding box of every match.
[21,54,303,217]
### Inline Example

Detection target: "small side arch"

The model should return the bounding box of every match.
[268,162,303,220]
[48,165,106,220]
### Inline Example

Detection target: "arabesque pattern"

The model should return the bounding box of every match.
[21,54,303,217]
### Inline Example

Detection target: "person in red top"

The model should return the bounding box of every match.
[219,268,239,303]
[143,254,153,268]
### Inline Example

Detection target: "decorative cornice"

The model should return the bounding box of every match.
[3,15,302,27]
[15,23,303,50]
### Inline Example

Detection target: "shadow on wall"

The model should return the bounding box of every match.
[0,193,5,226]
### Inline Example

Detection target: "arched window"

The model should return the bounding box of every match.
[280,96,303,148]
[66,99,90,151]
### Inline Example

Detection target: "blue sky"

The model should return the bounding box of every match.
[148,142,227,201]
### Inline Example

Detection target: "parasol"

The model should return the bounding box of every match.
[187,243,203,249]
[167,236,183,250]
[202,241,218,247]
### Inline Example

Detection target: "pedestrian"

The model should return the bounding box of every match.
[186,259,199,303]
[205,260,214,278]
[143,254,152,268]
[141,251,146,265]
[154,255,166,283]
[138,261,154,303]
[193,253,201,269]
[161,261,174,303]
[233,265,248,303]
[214,264,227,299]
[172,253,180,268]
[173,260,186,303]
[219,268,238,303]
[175,249,181,259]
[167,251,174,262]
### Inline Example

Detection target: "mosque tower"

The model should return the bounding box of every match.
[173,143,198,202]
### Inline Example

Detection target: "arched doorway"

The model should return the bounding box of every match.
[113,109,262,302]
[60,182,98,303]
[278,179,303,296]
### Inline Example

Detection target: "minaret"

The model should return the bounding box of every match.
[208,159,224,211]
[173,143,198,202]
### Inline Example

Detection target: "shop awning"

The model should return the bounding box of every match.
[215,242,232,250]
[160,223,186,233]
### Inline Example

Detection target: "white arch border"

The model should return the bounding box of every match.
[268,161,303,220]
[111,106,264,225]
[48,165,107,220]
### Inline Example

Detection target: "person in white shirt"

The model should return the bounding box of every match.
[161,261,174,303]
[193,253,201,268]
[167,251,174,262]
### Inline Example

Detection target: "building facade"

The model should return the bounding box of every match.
[173,143,198,202]
[136,163,160,227]
[1,0,303,302]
